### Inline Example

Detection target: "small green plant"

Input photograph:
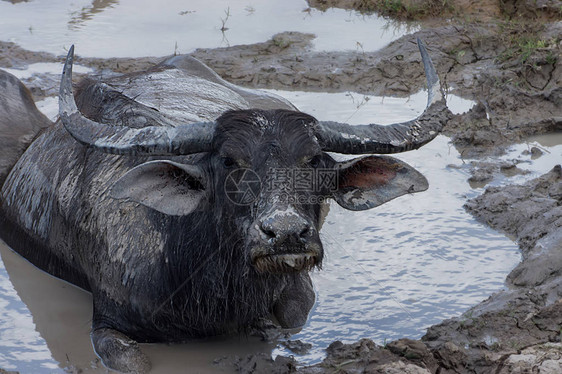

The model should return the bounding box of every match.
[383,0,403,13]
[496,20,559,66]
[521,39,540,63]
[508,340,522,351]
[499,37,553,64]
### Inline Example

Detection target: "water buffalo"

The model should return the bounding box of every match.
[0,40,449,373]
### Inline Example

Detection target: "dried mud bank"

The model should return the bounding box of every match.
[308,0,562,22]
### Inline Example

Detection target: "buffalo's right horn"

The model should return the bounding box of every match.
[59,45,216,156]
[315,39,449,154]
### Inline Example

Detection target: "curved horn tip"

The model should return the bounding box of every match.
[416,39,437,81]
[63,45,75,76]
[416,38,430,60]
[315,38,448,155]
[60,45,77,106]
[60,45,75,93]
[416,38,444,107]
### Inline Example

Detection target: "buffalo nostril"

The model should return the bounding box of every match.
[259,221,277,239]
[258,216,312,244]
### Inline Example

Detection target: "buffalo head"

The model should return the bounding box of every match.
[58,41,449,275]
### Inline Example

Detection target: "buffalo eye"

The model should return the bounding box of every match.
[308,155,322,168]
[222,157,237,169]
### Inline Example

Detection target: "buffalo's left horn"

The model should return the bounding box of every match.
[59,45,216,156]
[316,39,450,154]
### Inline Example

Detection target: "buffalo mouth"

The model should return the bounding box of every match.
[253,252,319,274]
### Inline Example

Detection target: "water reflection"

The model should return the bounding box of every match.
[68,0,119,30]
[0,240,76,373]
[0,0,415,58]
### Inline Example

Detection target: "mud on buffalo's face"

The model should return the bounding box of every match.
[212,110,328,274]
[208,109,433,274]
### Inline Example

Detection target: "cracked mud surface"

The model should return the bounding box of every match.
[1,0,561,372]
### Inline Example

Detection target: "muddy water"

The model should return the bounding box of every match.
[0,88,528,373]
[469,133,562,189]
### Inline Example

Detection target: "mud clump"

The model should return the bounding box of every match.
[0,40,159,101]
[0,369,20,374]
[300,339,437,373]
[191,31,432,97]
[0,41,57,69]
[465,165,562,287]
[466,160,530,188]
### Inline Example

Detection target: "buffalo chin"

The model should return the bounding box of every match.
[253,253,319,274]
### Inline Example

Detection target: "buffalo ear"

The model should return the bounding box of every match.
[333,155,428,211]
[110,160,206,216]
